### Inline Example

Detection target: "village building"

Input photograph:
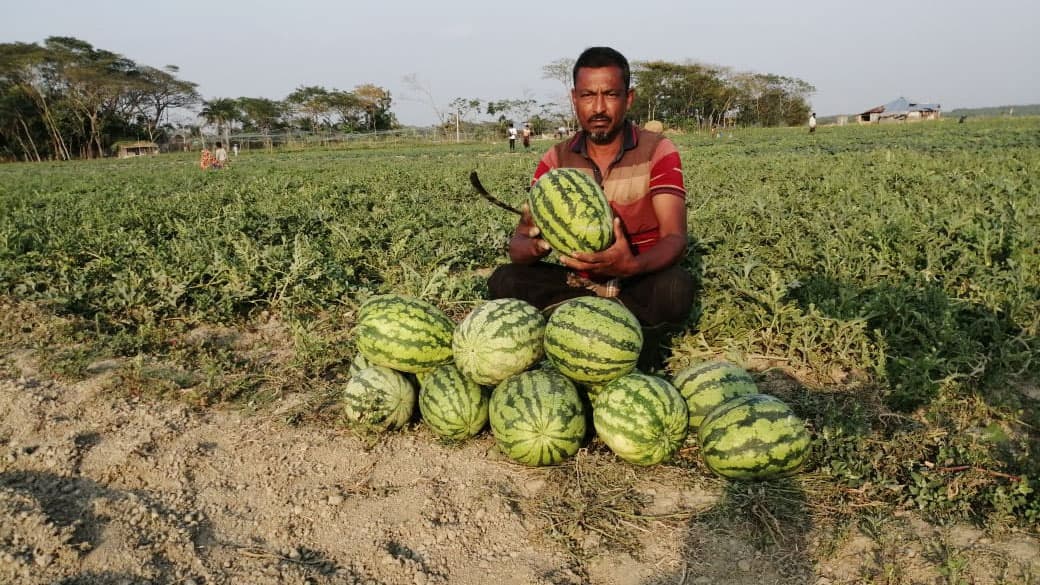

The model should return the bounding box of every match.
[858,97,941,123]
[115,140,160,158]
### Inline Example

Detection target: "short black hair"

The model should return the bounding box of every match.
[573,46,630,91]
[216,141,223,147]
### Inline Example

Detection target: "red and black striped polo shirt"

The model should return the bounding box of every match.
[531,121,685,254]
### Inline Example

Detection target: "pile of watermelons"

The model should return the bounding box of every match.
[344,168,811,480]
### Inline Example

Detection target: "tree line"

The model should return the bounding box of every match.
[1,37,816,162]
[0,37,398,161]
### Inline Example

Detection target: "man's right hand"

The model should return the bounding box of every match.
[508,203,552,264]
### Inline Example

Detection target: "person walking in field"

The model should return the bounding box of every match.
[507,123,518,152]
[809,112,817,133]
[488,46,694,372]
[214,142,228,168]
[522,123,533,150]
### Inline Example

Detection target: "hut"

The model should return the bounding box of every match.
[116,141,160,158]
[858,97,941,123]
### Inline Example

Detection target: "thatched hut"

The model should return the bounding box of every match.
[116,141,160,158]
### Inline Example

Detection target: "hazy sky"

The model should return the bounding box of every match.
[4,0,1038,126]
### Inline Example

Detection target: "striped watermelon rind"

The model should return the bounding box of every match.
[348,353,376,378]
[528,168,614,256]
[453,298,545,386]
[419,364,489,441]
[341,366,416,431]
[672,361,759,431]
[698,394,811,480]
[489,369,587,466]
[544,297,642,385]
[354,294,455,373]
[593,373,689,466]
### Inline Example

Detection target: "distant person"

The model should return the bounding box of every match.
[507,123,518,152]
[557,125,567,139]
[958,115,967,124]
[214,142,228,167]
[521,123,533,150]
[808,112,817,134]
[232,143,239,156]
[199,147,217,170]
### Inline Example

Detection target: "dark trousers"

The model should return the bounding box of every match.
[488,262,695,371]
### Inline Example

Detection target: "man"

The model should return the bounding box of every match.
[488,46,694,371]
[507,123,518,152]
[808,112,817,133]
[214,141,228,168]
[522,123,533,150]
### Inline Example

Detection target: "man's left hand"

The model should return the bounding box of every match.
[560,218,638,279]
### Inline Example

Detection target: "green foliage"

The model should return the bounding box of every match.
[0,117,1038,535]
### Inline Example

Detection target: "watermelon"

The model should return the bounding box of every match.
[583,382,607,406]
[489,369,587,466]
[341,366,416,431]
[347,352,376,378]
[672,361,759,431]
[544,297,642,385]
[593,373,689,466]
[419,363,489,441]
[698,394,811,480]
[453,298,545,386]
[354,294,455,373]
[528,167,614,256]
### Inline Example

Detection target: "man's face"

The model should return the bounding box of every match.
[571,66,633,145]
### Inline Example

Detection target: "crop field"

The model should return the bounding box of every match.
[1,117,1039,583]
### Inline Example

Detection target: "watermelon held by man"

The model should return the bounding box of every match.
[527,167,614,256]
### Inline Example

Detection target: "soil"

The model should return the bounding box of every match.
[1,352,1038,585]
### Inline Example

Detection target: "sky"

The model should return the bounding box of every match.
[3,0,1038,126]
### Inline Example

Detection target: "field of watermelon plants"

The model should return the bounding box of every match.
[1,117,1039,583]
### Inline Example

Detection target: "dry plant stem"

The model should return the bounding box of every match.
[932,465,1022,482]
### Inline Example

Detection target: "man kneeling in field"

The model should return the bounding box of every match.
[488,46,694,371]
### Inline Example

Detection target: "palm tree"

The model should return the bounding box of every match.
[199,97,240,148]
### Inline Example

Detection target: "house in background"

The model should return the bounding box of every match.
[858,97,941,123]
[115,140,160,158]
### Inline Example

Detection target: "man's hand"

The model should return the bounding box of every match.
[507,202,552,264]
[560,218,638,278]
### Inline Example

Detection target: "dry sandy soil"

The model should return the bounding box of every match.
[1,350,1038,585]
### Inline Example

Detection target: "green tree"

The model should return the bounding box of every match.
[0,41,72,159]
[631,61,733,129]
[44,36,141,158]
[236,97,283,146]
[199,97,240,147]
[353,84,395,131]
[285,85,331,132]
[127,65,200,143]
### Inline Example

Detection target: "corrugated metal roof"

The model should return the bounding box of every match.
[860,97,941,116]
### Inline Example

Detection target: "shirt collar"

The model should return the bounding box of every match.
[570,120,638,159]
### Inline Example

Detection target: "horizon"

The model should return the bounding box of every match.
[3,0,1038,127]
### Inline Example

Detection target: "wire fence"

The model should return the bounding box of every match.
[171,126,511,153]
